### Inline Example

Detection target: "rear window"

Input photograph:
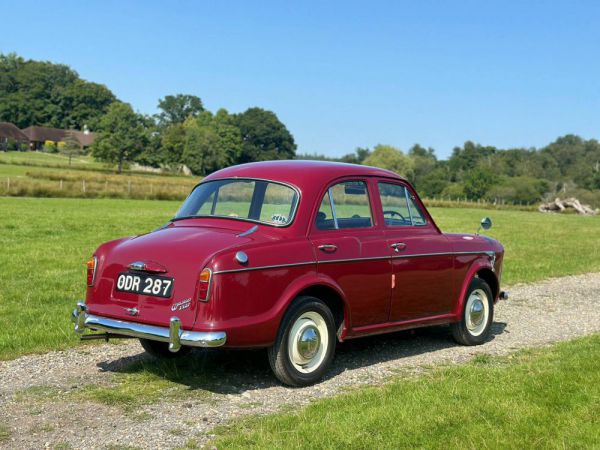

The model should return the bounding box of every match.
[175,179,299,226]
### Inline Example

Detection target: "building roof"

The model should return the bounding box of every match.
[21,126,96,147]
[22,126,68,143]
[0,122,29,141]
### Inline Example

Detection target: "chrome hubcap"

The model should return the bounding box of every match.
[287,311,329,374]
[297,326,320,360]
[469,300,484,327]
[465,288,489,337]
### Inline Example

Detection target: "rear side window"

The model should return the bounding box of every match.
[378,182,427,226]
[316,181,373,230]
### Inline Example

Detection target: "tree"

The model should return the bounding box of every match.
[91,103,149,172]
[0,53,116,129]
[60,131,84,165]
[463,166,498,200]
[181,109,243,175]
[234,107,296,163]
[340,147,371,164]
[363,144,414,179]
[156,94,204,127]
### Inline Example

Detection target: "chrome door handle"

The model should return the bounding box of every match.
[390,242,407,252]
[318,244,338,253]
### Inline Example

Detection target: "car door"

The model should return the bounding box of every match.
[376,180,455,322]
[310,179,391,327]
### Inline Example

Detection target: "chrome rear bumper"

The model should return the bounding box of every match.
[71,302,226,352]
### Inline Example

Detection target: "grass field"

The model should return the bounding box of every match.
[0,151,198,200]
[0,197,599,360]
[210,334,600,449]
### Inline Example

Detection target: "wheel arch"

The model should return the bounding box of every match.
[278,274,350,342]
[453,258,499,319]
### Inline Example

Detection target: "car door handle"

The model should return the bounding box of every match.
[390,242,407,252]
[318,244,338,253]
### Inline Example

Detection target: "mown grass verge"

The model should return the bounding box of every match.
[209,334,600,449]
[1,197,599,360]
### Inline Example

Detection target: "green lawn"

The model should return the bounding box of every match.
[0,197,599,360]
[0,150,106,169]
[210,334,600,449]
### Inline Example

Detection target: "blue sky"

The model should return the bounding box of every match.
[2,1,599,159]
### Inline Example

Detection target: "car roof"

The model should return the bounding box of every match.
[203,160,405,187]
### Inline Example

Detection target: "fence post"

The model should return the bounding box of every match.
[128,180,131,194]
[6,177,9,192]
[82,180,86,193]
[105,180,108,191]
[150,184,153,195]
[59,180,63,190]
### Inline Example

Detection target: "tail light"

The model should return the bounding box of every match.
[198,268,213,302]
[86,256,98,287]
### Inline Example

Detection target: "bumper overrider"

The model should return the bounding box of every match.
[71,302,226,352]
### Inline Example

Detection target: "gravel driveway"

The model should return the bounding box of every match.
[1,272,599,450]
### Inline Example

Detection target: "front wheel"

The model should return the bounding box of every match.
[451,277,494,345]
[268,296,336,387]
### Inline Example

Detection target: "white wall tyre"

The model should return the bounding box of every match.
[268,296,336,387]
[451,278,494,346]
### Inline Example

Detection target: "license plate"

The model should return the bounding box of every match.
[116,273,174,298]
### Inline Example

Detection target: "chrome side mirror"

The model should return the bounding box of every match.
[477,217,492,235]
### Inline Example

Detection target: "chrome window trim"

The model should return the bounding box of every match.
[328,187,339,229]
[404,186,415,226]
[212,251,492,274]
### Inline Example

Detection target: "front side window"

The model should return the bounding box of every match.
[378,182,427,226]
[175,179,299,226]
[316,180,373,230]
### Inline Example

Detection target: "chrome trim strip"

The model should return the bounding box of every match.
[319,256,389,264]
[213,261,315,274]
[72,304,226,348]
[212,251,493,274]
[392,250,491,259]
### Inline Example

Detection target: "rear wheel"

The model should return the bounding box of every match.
[268,296,336,387]
[451,277,494,345]
[139,339,191,359]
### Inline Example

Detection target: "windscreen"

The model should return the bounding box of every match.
[174,179,299,226]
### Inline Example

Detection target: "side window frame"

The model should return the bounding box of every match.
[377,180,428,228]
[313,178,375,232]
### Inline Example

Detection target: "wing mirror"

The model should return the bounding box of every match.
[477,217,492,235]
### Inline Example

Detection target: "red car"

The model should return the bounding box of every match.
[72,161,506,386]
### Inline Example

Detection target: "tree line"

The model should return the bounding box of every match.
[2,53,599,207]
[300,137,600,207]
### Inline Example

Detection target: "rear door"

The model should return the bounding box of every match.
[310,179,391,327]
[376,181,455,322]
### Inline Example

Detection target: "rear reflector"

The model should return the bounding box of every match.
[86,256,97,287]
[198,268,212,302]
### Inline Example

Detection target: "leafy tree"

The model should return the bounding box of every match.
[60,131,84,165]
[0,53,116,129]
[363,144,414,179]
[234,107,296,163]
[463,166,498,200]
[340,147,371,164]
[91,103,149,172]
[156,94,204,127]
[160,123,187,166]
[181,109,243,175]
